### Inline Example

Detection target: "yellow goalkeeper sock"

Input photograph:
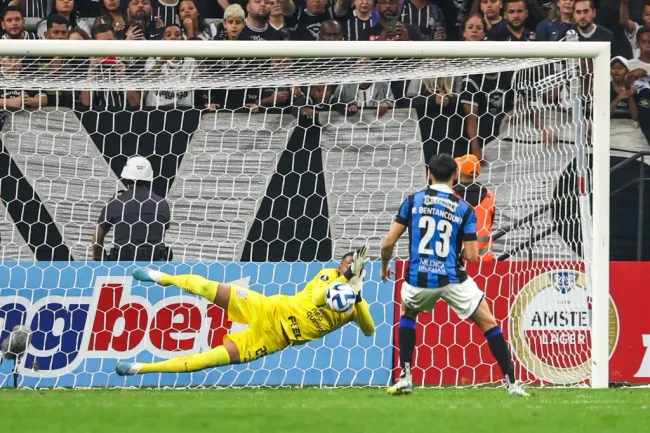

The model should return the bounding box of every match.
[138,345,231,374]
[159,274,218,303]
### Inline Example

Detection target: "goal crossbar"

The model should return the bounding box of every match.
[0,39,611,59]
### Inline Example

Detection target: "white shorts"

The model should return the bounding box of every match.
[401,277,484,320]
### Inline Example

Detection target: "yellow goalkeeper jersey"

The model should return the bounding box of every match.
[271,269,375,345]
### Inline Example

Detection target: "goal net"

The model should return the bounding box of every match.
[0,40,610,389]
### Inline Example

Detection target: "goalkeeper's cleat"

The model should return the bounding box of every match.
[507,381,529,397]
[116,361,141,376]
[387,376,413,395]
[132,268,162,284]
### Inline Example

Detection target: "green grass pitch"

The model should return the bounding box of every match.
[2,388,649,433]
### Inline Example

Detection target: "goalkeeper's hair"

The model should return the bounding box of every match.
[428,154,457,182]
[341,252,354,261]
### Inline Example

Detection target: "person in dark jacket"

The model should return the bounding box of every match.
[92,156,172,261]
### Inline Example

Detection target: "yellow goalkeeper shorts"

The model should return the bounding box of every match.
[224,285,290,363]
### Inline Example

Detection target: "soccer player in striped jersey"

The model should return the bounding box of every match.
[115,248,374,376]
[380,154,528,396]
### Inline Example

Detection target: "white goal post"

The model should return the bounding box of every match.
[0,39,610,389]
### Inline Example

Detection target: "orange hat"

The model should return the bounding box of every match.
[455,154,481,176]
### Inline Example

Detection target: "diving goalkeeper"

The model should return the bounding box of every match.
[115,248,374,376]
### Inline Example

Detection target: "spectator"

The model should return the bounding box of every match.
[629,26,650,73]
[43,15,69,67]
[81,25,141,108]
[44,16,78,108]
[331,80,394,118]
[93,156,172,262]
[342,0,373,40]
[471,0,506,33]
[319,18,343,39]
[362,0,423,40]
[284,0,349,40]
[436,0,472,40]
[37,0,91,39]
[206,4,271,110]
[628,27,650,142]
[194,0,230,19]
[408,15,484,163]
[453,154,495,261]
[398,0,446,40]
[152,0,180,26]
[40,15,77,107]
[535,0,572,41]
[93,0,128,34]
[594,0,632,59]
[269,0,290,38]
[0,57,47,114]
[408,77,466,161]
[143,25,197,108]
[461,12,487,40]
[123,0,164,40]
[611,56,638,121]
[180,0,218,39]
[293,84,337,122]
[621,0,650,59]
[68,27,91,38]
[237,0,284,40]
[569,0,614,46]
[2,7,39,39]
[219,3,245,39]
[488,0,535,40]
[43,13,69,39]
[15,0,48,20]
[363,0,423,100]
[459,68,515,160]
[523,0,546,29]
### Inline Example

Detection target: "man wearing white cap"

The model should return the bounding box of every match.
[92,156,172,261]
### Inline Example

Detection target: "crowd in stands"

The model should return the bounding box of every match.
[1,0,648,261]
[1,0,650,159]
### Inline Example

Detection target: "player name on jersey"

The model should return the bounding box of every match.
[412,205,463,225]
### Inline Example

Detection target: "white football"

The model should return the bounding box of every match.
[325,282,356,313]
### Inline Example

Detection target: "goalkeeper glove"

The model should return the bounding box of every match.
[349,269,366,303]
[344,246,369,281]
[345,246,369,303]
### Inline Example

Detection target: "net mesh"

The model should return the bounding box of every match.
[0,52,598,388]
[8,56,558,90]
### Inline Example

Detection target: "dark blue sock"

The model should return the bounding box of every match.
[485,326,515,384]
[399,316,416,377]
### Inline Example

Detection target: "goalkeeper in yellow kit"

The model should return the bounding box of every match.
[115,248,374,376]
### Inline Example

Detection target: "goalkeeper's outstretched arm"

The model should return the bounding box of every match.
[309,271,375,337]
[353,300,375,336]
[310,248,375,336]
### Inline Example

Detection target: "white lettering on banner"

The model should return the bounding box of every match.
[540,333,587,345]
[633,334,650,377]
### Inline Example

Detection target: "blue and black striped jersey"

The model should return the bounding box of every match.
[395,184,477,288]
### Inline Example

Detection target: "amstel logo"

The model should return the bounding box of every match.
[509,270,619,384]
